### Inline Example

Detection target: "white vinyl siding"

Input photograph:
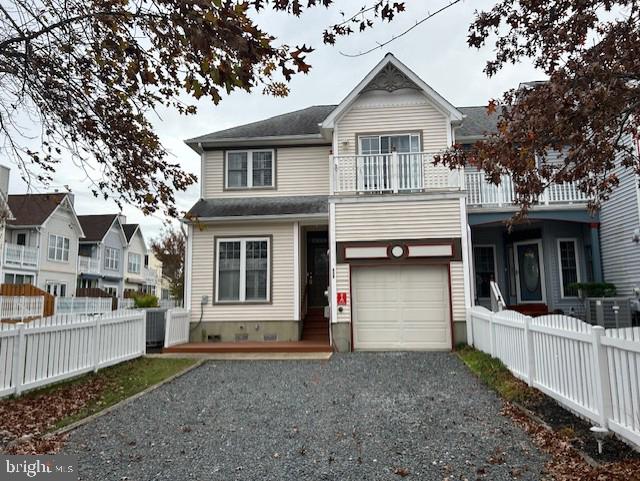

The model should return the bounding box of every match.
[334,198,462,241]
[47,234,70,262]
[335,264,351,323]
[190,222,294,322]
[449,261,466,326]
[203,146,331,198]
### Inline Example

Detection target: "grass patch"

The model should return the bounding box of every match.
[53,357,197,430]
[456,345,538,404]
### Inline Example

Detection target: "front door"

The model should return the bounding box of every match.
[306,232,329,307]
[514,240,546,303]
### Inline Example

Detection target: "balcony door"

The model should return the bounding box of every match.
[514,240,547,304]
[357,133,421,191]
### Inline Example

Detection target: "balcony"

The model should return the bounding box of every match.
[332,152,463,194]
[143,267,157,286]
[4,243,38,269]
[78,255,101,274]
[465,171,591,208]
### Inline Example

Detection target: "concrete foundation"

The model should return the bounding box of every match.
[453,321,467,346]
[331,322,351,352]
[189,321,302,343]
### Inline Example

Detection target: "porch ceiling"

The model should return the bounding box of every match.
[468,209,598,226]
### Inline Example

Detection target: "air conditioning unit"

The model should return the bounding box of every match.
[585,297,634,328]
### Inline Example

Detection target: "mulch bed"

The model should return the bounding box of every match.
[0,376,107,454]
[514,385,640,463]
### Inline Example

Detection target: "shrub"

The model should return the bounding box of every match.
[568,282,617,298]
[133,294,159,308]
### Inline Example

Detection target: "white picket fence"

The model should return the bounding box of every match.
[164,309,191,348]
[54,297,113,315]
[467,306,640,449]
[0,296,45,321]
[0,310,146,398]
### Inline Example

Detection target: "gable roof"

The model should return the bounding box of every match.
[8,193,68,227]
[322,53,464,129]
[78,214,121,242]
[185,105,335,151]
[122,223,139,243]
[456,106,500,141]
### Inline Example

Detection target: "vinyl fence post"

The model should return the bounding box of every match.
[489,311,496,357]
[164,309,171,349]
[141,311,147,355]
[591,326,612,429]
[12,322,26,396]
[524,315,535,386]
[92,315,101,372]
[466,308,474,347]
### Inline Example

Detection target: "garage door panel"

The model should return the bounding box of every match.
[352,266,451,351]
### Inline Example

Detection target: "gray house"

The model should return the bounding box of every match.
[77,214,127,296]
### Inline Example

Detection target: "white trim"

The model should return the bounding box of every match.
[322,54,463,129]
[200,149,206,199]
[45,280,68,297]
[185,212,328,223]
[214,237,271,303]
[514,239,547,304]
[47,233,70,263]
[41,195,86,238]
[460,198,472,309]
[472,244,498,300]
[224,149,275,189]
[556,238,582,299]
[329,202,337,326]
[357,132,422,154]
[293,222,300,321]
[185,224,193,310]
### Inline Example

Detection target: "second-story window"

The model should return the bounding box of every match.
[48,234,70,262]
[128,253,141,274]
[104,247,120,270]
[358,134,420,154]
[225,150,274,189]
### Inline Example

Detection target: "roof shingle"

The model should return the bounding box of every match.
[78,214,119,242]
[187,196,328,219]
[7,193,67,226]
[122,224,139,243]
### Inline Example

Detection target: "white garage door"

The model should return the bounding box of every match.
[352,265,451,350]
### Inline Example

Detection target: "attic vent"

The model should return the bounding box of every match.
[362,63,420,93]
[235,333,249,342]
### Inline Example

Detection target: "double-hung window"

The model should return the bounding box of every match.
[474,245,497,299]
[104,247,120,271]
[48,234,70,262]
[216,237,270,303]
[226,150,274,189]
[128,253,141,274]
[558,239,580,298]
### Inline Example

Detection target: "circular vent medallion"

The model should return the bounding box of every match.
[390,245,405,259]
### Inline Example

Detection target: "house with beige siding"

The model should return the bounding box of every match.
[181,54,603,352]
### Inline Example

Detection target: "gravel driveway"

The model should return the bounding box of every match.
[63,353,548,480]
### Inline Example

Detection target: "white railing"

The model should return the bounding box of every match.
[333,152,463,194]
[54,297,113,315]
[0,296,44,321]
[143,267,157,286]
[164,308,191,348]
[465,171,591,207]
[467,306,640,449]
[117,298,135,309]
[489,280,506,312]
[0,310,146,397]
[77,255,101,274]
[4,243,38,268]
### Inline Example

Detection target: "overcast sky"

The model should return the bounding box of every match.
[5,0,542,242]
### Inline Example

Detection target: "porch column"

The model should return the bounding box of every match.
[293,222,300,321]
[590,222,603,283]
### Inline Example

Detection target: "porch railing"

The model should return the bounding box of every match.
[78,255,101,274]
[4,243,38,269]
[465,171,590,207]
[332,152,463,194]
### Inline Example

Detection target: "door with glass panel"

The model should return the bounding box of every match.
[514,240,546,304]
[358,133,421,191]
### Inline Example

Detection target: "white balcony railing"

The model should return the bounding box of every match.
[143,267,157,286]
[333,152,463,194]
[78,255,101,274]
[4,243,38,269]
[465,171,591,207]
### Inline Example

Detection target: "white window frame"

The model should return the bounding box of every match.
[215,237,271,303]
[128,252,141,274]
[473,244,498,300]
[47,234,70,262]
[45,281,67,297]
[4,272,35,285]
[557,238,581,299]
[357,132,421,154]
[104,247,120,271]
[104,285,118,297]
[224,149,275,189]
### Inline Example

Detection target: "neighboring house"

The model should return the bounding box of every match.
[182,53,603,351]
[122,223,154,295]
[599,135,640,297]
[4,192,85,296]
[0,165,15,270]
[146,252,167,298]
[77,214,127,296]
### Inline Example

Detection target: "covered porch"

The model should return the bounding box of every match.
[469,209,602,318]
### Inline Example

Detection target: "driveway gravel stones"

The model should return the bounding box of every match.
[63,353,548,480]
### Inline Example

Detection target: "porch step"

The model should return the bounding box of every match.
[508,304,550,317]
[164,341,332,354]
[302,310,329,342]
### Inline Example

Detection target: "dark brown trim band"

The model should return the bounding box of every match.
[337,238,463,264]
